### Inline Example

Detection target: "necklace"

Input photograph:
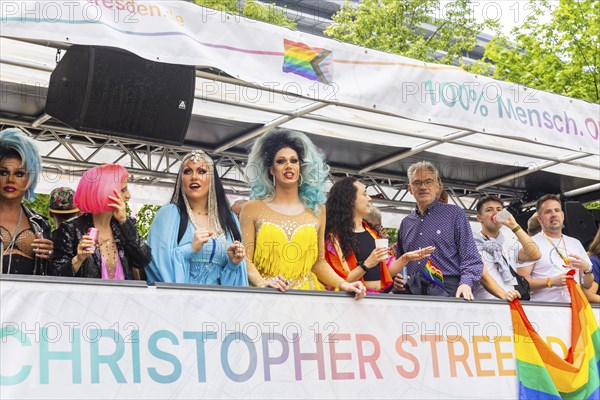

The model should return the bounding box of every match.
[98,235,113,246]
[99,237,117,279]
[543,233,570,267]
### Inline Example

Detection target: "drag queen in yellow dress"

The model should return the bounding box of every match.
[240,129,366,298]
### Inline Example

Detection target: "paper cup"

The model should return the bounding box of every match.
[375,238,389,248]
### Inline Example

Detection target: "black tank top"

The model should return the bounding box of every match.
[354,230,381,281]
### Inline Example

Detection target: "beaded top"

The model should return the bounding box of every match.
[241,200,343,290]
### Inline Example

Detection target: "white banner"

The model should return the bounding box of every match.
[1,1,598,154]
[1,278,597,399]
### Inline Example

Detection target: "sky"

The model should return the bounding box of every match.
[449,0,557,37]
[328,0,557,38]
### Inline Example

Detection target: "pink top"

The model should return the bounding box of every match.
[101,252,125,280]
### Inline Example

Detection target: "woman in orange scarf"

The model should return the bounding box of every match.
[325,177,434,293]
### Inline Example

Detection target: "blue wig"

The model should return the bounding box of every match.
[0,128,42,201]
[246,128,329,213]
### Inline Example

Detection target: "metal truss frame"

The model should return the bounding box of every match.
[1,118,524,215]
[2,39,596,215]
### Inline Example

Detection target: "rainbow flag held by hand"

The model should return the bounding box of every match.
[422,258,444,290]
[510,269,600,400]
[283,39,333,84]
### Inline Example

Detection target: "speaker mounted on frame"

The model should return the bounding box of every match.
[45,45,195,146]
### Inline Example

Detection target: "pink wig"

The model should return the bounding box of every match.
[74,164,128,214]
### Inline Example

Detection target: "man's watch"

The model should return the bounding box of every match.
[583,267,594,275]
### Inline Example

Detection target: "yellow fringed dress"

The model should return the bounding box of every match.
[240,200,342,290]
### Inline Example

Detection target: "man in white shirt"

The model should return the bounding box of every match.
[472,196,541,300]
[517,194,593,302]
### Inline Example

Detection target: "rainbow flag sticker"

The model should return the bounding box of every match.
[422,258,444,290]
[283,39,333,84]
[511,269,600,399]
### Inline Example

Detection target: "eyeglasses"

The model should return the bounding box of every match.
[410,179,436,187]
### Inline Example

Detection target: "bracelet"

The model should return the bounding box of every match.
[546,277,552,288]
[584,267,594,275]
[359,263,369,272]
[511,225,522,233]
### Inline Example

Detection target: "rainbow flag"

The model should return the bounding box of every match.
[283,39,333,84]
[422,258,444,290]
[511,270,600,399]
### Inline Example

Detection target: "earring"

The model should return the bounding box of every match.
[298,174,304,186]
[272,174,276,187]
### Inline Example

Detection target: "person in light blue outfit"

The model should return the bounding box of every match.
[146,150,248,286]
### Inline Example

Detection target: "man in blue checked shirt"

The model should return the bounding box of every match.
[392,161,483,300]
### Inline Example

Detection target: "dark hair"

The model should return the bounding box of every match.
[475,195,504,215]
[588,229,600,258]
[173,167,241,241]
[325,177,360,259]
[261,130,305,172]
[0,146,21,161]
[247,128,329,212]
[536,194,561,212]
[50,211,77,227]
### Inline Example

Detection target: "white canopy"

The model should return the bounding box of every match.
[1,1,598,215]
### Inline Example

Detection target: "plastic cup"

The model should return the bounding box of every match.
[375,238,389,248]
[491,209,511,223]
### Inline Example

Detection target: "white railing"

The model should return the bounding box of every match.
[2,275,593,399]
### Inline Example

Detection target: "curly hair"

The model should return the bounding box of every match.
[0,128,43,201]
[246,128,329,213]
[325,177,360,259]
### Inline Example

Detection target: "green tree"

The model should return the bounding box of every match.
[193,0,237,11]
[585,201,600,211]
[384,227,398,245]
[24,191,162,236]
[23,194,53,228]
[23,194,50,218]
[324,0,496,67]
[194,0,296,29]
[136,204,160,240]
[484,0,599,103]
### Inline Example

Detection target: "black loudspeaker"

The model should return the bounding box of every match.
[514,211,535,232]
[590,209,600,227]
[563,201,598,247]
[45,45,195,145]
